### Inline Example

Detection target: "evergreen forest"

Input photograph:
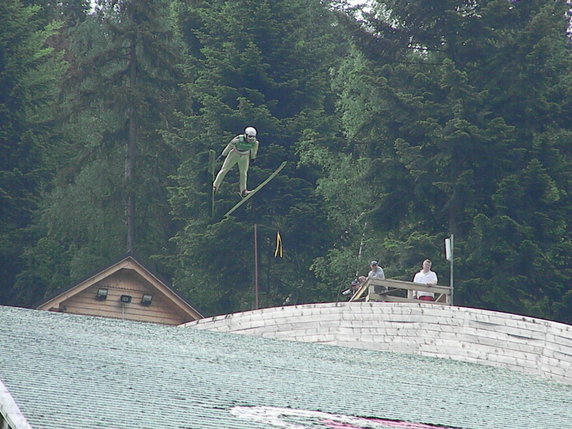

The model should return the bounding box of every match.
[2,0,571,323]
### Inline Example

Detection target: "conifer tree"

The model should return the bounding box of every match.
[14,0,186,303]
[0,0,65,305]
[167,0,345,315]
[315,0,572,321]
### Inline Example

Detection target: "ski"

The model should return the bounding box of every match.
[223,161,287,218]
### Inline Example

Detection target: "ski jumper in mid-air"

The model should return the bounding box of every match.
[213,127,259,197]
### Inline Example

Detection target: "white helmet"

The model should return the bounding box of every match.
[244,126,257,137]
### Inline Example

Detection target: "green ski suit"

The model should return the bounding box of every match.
[213,134,259,193]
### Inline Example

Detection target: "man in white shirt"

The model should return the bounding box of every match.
[413,259,438,301]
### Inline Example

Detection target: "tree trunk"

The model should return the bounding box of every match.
[125,35,137,253]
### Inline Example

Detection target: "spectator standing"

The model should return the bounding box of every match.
[368,261,387,293]
[368,261,385,280]
[412,259,438,301]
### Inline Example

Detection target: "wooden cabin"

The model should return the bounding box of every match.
[349,277,452,305]
[36,255,203,325]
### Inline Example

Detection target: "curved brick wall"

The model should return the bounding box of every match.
[183,302,572,385]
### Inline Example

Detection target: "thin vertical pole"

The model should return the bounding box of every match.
[450,234,454,305]
[356,220,367,277]
[209,150,216,217]
[253,223,259,310]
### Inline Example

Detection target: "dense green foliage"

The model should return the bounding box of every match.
[0,0,65,304]
[2,0,570,323]
[165,0,342,314]
[306,0,572,322]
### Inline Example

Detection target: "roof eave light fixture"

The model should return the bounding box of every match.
[96,288,108,301]
[140,294,153,306]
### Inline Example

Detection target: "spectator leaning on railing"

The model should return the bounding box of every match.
[368,261,387,293]
[412,259,438,301]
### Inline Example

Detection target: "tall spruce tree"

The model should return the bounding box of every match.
[0,0,65,305]
[458,1,572,321]
[167,0,345,315]
[311,0,572,321]
[13,0,186,304]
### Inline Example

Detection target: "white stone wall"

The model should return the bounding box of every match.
[183,302,572,385]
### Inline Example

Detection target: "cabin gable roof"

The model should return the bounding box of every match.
[36,254,203,324]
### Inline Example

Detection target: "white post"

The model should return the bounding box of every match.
[445,235,454,305]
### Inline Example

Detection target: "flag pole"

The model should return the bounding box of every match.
[253,223,259,310]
